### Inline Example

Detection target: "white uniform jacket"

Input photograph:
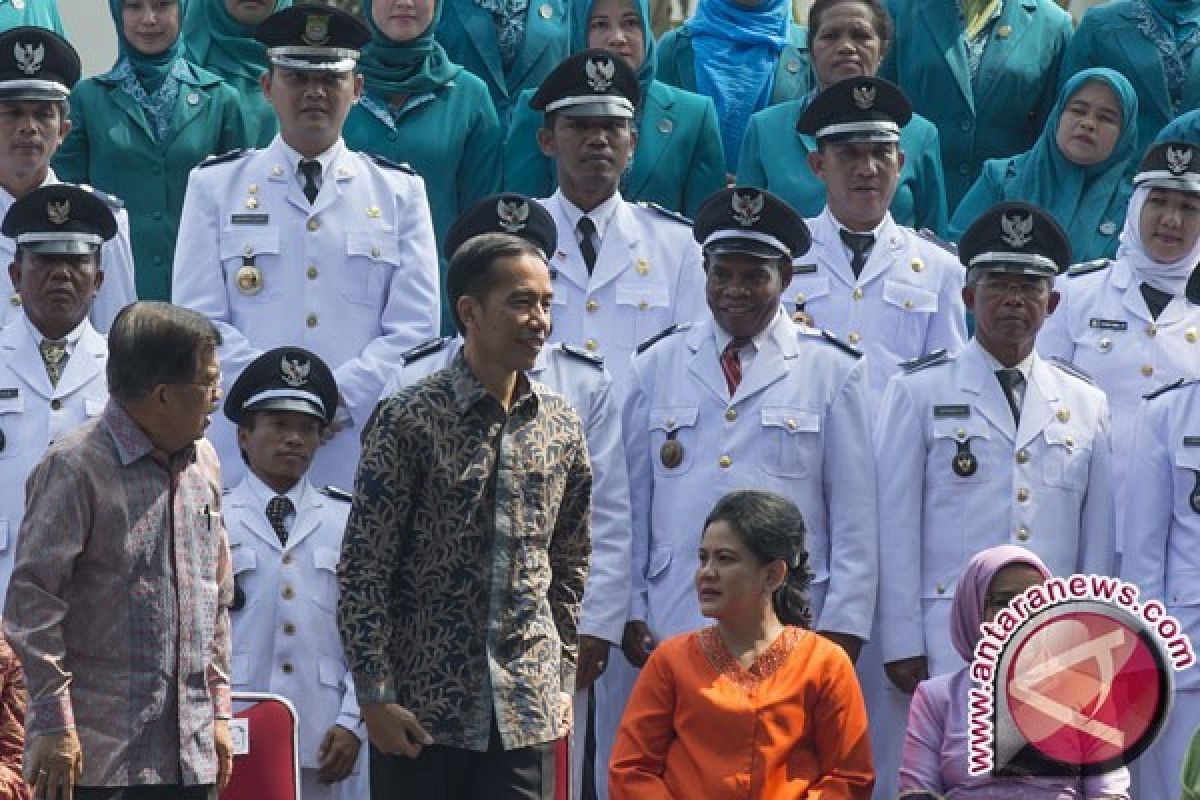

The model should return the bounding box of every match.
[538,191,706,385]
[794,208,967,399]
[0,316,107,597]
[225,476,361,770]
[171,137,439,488]
[383,337,632,646]
[876,340,1115,675]
[0,170,136,334]
[622,312,878,641]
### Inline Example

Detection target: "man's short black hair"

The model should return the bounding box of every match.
[445,233,546,333]
[107,302,221,403]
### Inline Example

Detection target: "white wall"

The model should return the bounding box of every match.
[61,0,117,77]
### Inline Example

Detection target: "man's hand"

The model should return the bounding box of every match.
[27,729,82,800]
[885,655,930,694]
[361,703,433,759]
[317,724,361,784]
[819,631,863,664]
[620,620,656,668]
[214,718,233,792]
[575,635,611,692]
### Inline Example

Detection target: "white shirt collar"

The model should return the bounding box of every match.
[715,308,785,355]
[973,338,1035,383]
[279,139,344,183]
[555,189,623,243]
[246,470,308,511]
[24,313,86,351]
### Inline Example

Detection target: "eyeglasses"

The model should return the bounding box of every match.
[976,278,1050,301]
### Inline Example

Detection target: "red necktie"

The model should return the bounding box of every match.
[721,339,749,396]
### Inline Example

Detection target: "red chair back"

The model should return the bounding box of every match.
[220,692,301,800]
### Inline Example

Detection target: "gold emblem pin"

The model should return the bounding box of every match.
[1189,328,1199,343]
[245,197,258,209]
[997,25,1012,38]
[911,257,924,273]
[248,184,259,194]
[637,259,650,275]
[1057,409,1070,423]
[660,438,683,469]
[235,265,263,295]
[367,205,382,218]
[539,3,553,18]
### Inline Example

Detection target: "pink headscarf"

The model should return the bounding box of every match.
[950,546,1052,662]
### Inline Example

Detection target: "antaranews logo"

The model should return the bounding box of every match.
[967,574,1195,777]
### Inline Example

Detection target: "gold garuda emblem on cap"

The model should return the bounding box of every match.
[47,199,69,226]
[852,84,876,110]
[586,57,615,92]
[281,355,311,387]
[1000,212,1034,248]
[14,42,43,76]
[497,198,529,233]
[303,13,331,46]
[731,191,764,227]
[1167,145,1193,176]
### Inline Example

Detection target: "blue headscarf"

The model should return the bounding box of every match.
[183,0,292,86]
[106,0,191,140]
[1003,68,1139,251]
[1158,109,1200,145]
[359,0,462,97]
[686,0,789,172]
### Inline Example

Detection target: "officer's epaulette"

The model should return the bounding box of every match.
[560,341,604,368]
[320,485,353,503]
[636,322,690,354]
[79,184,124,210]
[199,148,249,168]
[916,228,957,255]
[818,329,862,358]
[367,153,417,175]
[402,336,451,365]
[638,202,692,227]
[1067,258,1110,278]
[1049,356,1096,385]
[901,349,950,373]
[1144,377,1195,401]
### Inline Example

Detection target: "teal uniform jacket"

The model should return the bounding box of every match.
[213,73,276,148]
[503,81,724,217]
[737,96,948,234]
[881,0,1072,210]
[0,0,63,34]
[54,63,253,301]
[949,156,1132,261]
[435,0,573,126]
[1061,1,1200,162]
[343,71,503,334]
[654,24,814,108]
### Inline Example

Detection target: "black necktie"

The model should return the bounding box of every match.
[266,495,294,546]
[839,229,875,279]
[577,216,598,274]
[996,368,1024,425]
[299,159,321,204]
[1140,282,1173,320]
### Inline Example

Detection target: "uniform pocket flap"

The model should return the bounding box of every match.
[786,273,830,304]
[1042,424,1083,449]
[1175,447,1200,471]
[647,545,672,579]
[0,393,22,414]
[313,546,340,572]
[760,407,820,434]
[615,283,670,308]
[932,417,990,441]
[648,406,698,432]
[219,231,280,259]
[882,279,938,312]
[346,231,398,263]
[231,547,256,574]
[318,657,345,688]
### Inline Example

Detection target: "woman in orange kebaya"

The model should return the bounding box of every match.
[609,490,874,799]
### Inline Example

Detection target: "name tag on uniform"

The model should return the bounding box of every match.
[1089,318,1127,331]
[793,263,817,274]
[0,388,16,399]
[230,214,270,226]
[933,404,970,418]
[1184,436,1200,447]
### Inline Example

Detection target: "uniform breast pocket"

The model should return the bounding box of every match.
[882,279,938,349]
[931,417,991,484]
[220,231,282,303]
[649,406,699,478]
[1042,424,1091,491]
[760,407,821,479]
[0,393,25,460]
[615,282,671,345]
[1173,448,1200,515]
[786,273,830,314]
[312,546,340,613]
[343,231,396,307]
[317,656,346,696]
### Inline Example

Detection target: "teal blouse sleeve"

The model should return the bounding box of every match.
[681,92,725,216]
[905,115,949,235]
[948,158,1008,242]
[503,88,554,198]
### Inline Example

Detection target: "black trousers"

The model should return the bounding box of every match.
[370,720,555,800]
[74,786,216,800]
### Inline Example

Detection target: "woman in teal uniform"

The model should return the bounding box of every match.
[503,0,724,216]
[182,0,292,146]
[950,68,1139,262]
[344,0,502,334]
[436,0,572,125]
[881,0,1072,210]
[737,0,947,233]
[1062,0,1200,159]
[55,0,252,301]
[656,0,814,173]
[0,0,63,34]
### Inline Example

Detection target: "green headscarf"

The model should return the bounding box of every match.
[108,0,190,92]
[572,0,658,97]
[358,0,462,98]
[182,0,293,85]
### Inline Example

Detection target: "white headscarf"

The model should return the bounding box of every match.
[1118,185,1200,296]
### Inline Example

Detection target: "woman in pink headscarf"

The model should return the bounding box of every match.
[898,546,1130,799]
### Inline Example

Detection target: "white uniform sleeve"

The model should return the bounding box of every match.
[1078,393,1116,577]
[1121,399,1171,599]
[621,356,654,625]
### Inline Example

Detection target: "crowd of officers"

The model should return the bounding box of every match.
[0,0,1197,799]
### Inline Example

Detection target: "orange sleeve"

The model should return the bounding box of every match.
[608,644,679,800]
[808,643,875,799]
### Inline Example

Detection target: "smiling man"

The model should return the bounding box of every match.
[339,232,592,800]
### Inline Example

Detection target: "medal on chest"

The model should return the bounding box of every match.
[236,255,263,296]
[953,439,977,477]
[660,429,683,469]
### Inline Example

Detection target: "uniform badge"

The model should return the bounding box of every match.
[367,205,382,218]
[1167,145,1193,176]
[657,118,673,135]
[245,197,258,209]
[1000,212,1033,248]
[1099,221,1117,236]
[303,13,331,46]
[1189,327,1199,344]
[236,262,263,295]
[1056,408,1070,423]
[585,56,615,92]
[1098,337,1112,352]
[730,190,764,227]
[280,355,311,387]
[497,198,530,233]
[852,84,876,110]
[996,24,1011,38]
[46,199,69,226]
[660,429,683,469]
[186,93,200,106]
[636,258,650,275]
[911,257,924,273]
[13,42,43,76]
[953,439,977,477]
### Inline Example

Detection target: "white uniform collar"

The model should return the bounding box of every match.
[278,139,344,184]
[715,308,785,355]
[0,166,58,214]
[245,470,308,512]
[819,206,891,246]
[972,338,1035,384]
[24,313,86,353]
[554,189,623,243]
